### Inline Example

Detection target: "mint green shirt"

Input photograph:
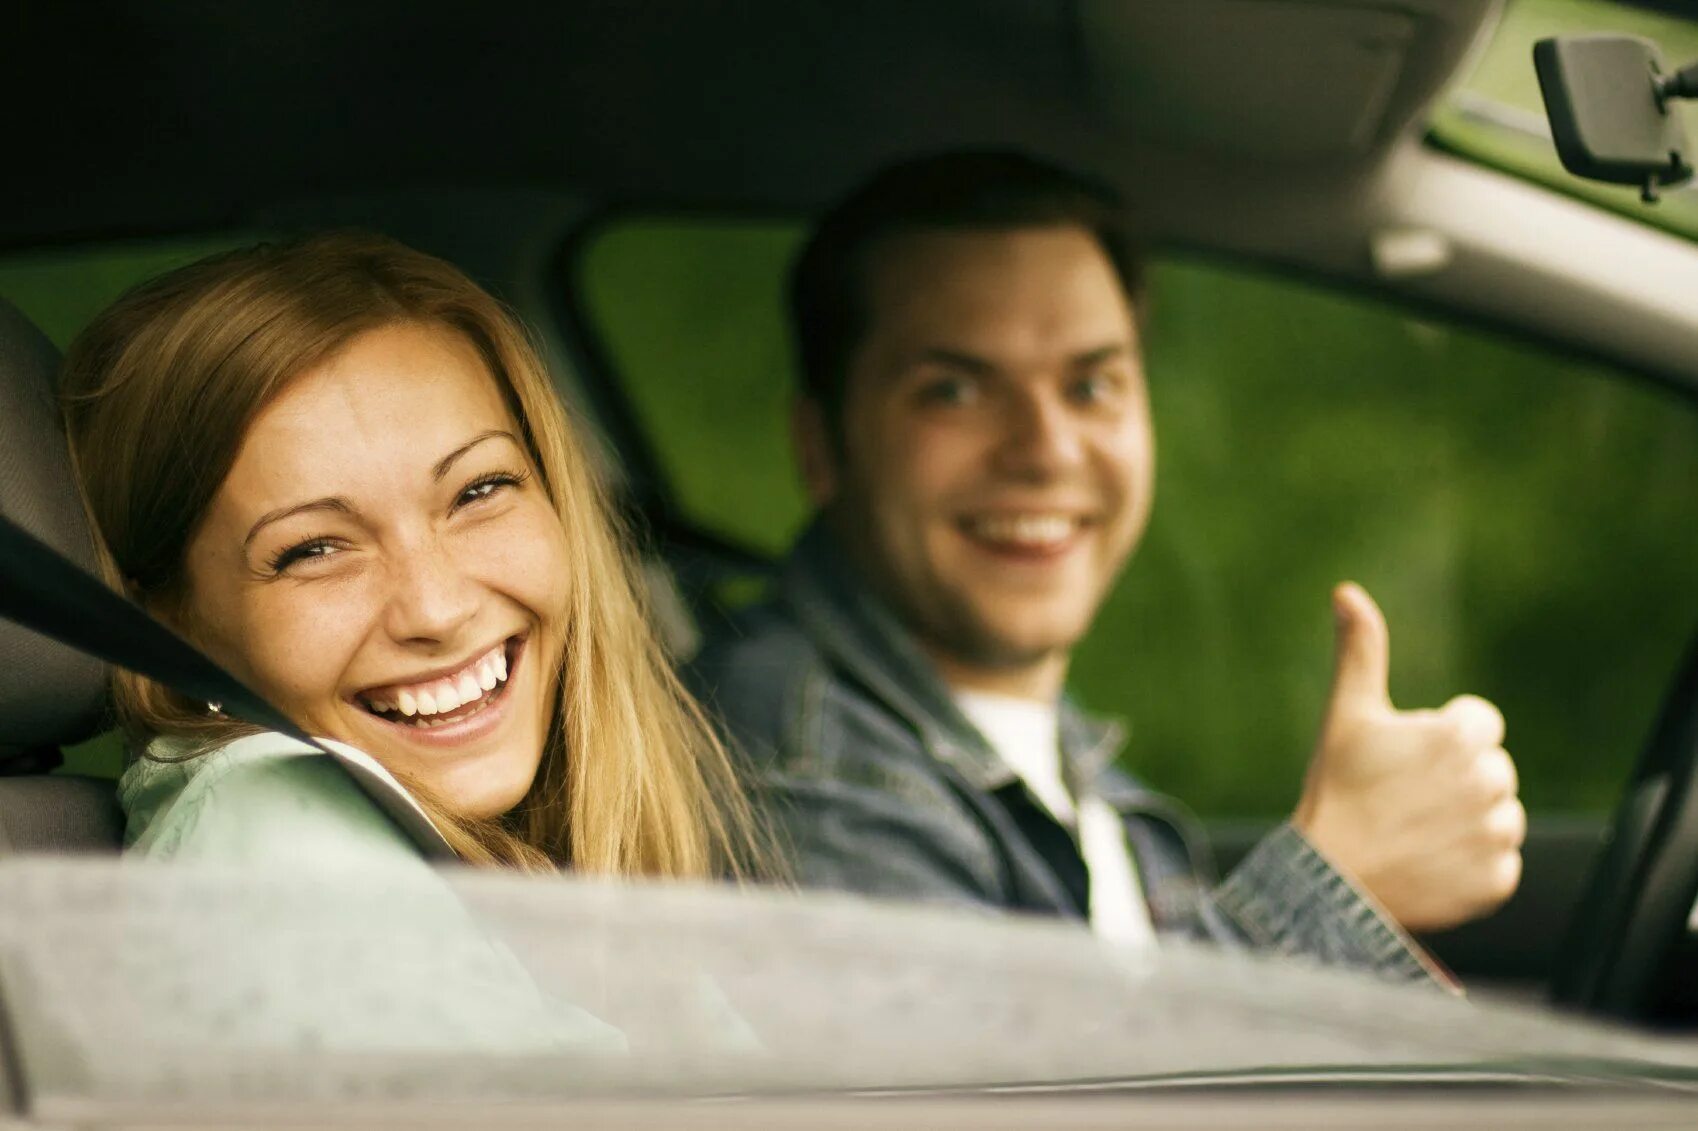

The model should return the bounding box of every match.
[118,732,629,1053]
[121,733,433,866]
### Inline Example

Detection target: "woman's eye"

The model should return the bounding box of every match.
[268,538,340,574]
[455,471,528,510]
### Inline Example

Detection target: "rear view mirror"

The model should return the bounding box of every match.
[1533,35,1697,203]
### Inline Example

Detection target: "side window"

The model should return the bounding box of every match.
[576,219,1698,819]
[0,234,256,777]
[0,235,251,349]
[579,220,810,557]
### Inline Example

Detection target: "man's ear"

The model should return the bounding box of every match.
[791,397,839,507]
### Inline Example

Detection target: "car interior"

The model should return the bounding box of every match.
[2,0,1697,1034]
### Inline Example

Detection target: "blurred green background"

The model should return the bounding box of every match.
[8,227,1695,812]
[0,238,250,349]
[577,220,1698,820]
[572,0,1698,820]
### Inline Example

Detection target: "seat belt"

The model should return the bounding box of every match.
[0,512,457,858]
[0,512,314,745]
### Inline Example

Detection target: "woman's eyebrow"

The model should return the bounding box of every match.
[432,429,519,481]
[243,498,354,551]
[241,431,519,551]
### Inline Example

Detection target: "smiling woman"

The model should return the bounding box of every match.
[57,233,762,878]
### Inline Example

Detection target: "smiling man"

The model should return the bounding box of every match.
[691,152,1525,979]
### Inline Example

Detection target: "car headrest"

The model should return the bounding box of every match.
[0,300,108,764]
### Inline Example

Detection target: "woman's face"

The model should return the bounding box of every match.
[179,321,572,818]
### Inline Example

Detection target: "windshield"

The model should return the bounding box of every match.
[2,860,1694,1121]
[1430,0,1698,241]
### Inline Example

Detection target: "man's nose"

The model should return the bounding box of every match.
[383,536,479,646]
[994,391,1085,479]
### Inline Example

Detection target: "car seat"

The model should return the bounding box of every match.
[0,298,123,854]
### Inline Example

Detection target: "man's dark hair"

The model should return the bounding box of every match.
[788,149,1144,428]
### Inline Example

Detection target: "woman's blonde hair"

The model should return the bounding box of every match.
[60,232,763,879]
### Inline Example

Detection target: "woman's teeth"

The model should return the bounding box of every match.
[362,644,510,724]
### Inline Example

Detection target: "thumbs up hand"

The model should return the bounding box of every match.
[1292,583,1526,933]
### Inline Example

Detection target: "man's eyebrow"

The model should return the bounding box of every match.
[908,345,1134,375]
[433,429,519,481]
[912,348,998,375]
[243,498,354,551]
[1069,344,1134,369]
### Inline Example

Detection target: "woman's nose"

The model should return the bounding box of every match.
[384,538,479,645]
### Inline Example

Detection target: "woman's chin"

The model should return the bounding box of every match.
[443,778,533,821]
[402,734,539,816]
[321,705,541,821]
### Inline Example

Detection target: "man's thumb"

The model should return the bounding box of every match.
[1328,582,1392,713]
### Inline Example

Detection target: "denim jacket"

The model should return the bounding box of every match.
[692,522,1445,985]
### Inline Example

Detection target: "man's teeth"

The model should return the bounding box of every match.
[365,645,510,719]
[968,515,1078,546]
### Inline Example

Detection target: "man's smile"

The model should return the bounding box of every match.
[956,511,1097,561]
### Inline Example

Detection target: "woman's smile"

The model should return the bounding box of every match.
[349,634,527,747]
[182,322,572,819]
[355,634,516,725]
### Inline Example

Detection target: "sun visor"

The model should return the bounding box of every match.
[1079,0,1420,161]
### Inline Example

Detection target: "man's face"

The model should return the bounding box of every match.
[813,224,1154,688]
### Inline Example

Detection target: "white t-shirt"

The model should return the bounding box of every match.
[954,691,1156,948]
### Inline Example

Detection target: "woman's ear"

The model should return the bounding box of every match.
[790,397,839,507]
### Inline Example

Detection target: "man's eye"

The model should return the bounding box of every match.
[455,470,529,509]
[916,376,979,407]
[1070,372,1122,405]
[268,538,340,574]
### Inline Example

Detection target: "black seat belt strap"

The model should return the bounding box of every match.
[0,512,322,751]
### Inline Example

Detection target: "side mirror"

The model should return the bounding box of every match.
[1533,35,1696,203]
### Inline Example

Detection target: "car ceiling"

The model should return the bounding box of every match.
[4,0,1497,249]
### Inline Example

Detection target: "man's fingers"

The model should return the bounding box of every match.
[1487,843,1524,904]
[1485,796,1528,851]
[1305,593,1527,930]
[1439,694,1506,750]
[1471,746,1518,802]
[1327,582,1392,714]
